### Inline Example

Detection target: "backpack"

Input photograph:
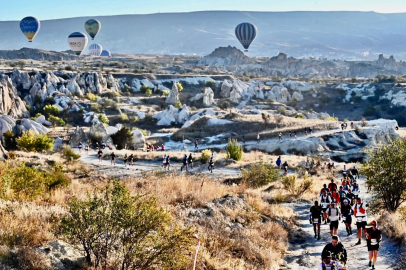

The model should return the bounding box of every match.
[322,262,335,270]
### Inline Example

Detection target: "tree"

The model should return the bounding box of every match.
[225,139,243,161]
[16,131,54,152]
[241,162,279,188]
[111,127,134,150]
[362,138,406,211]
[61,180,194,269]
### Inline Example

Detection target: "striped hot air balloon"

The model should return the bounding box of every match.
[235,22,257,52]
[100,50,111,57]
[89,44,103,56]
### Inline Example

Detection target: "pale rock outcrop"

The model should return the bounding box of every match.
[0,115,16,135]
[106,126,119,135]
[220,79,233,97]
[230,89,242,103]
[36,115,52,126]
[190,88,215,106]
[291,91,304,101]
[53,137,63,151]
[29,82,47,101]
[131,79,142,92]
[131,129,146,150]
[165,82,179,104]
[178,104,190,123]
[266,86,291,103]
[18,119,49,134]
[67,74,82,95]
[182,120,194,128]
[0,75,30,118]
[38,240,86,270]
[89,122,115,149]
[190,109,216,121]
[70,126,87,147]
[107,73,121,91]
[153,105,184,126]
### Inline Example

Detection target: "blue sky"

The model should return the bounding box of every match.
[1,0,405,20]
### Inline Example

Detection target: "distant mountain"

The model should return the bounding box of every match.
[0,48,78,61]
[2,11,406,59]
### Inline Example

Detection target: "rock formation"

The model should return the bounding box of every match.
[89,122,115,149]
[197,46,255,66]
[0,75,29,118]
[131,129,146,150]
[165,82,179,104]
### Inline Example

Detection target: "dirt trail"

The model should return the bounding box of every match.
[284,175,402,269]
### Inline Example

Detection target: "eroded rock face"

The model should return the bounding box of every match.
[203,87,215,106]
[266,86,291,103]
[69,126,87,147]
[165,82,179,104]
[132,129,146,150]
[89,122,115,149]
[0,75,29,118]
[220,79,233,98]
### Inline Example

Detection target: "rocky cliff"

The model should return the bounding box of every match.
[0,48,78,61]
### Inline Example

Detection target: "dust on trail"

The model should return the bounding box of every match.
[284,175,403,270]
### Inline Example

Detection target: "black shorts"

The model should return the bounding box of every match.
[343,215,352,224]
[330,220,339,230]
[356,221,367,229]
[367,243,380,251]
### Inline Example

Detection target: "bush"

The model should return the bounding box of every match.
[295,114,305,119]
[277,107,287,115]
[205,81,216,88]
[176,82,183,91]
[326,116,337,121]
[65,65,74,71]
[219,101,230,110]
[111,127,134,150]
[201,149,212,164]
[43,104,60,117]
[61,146,81,162]
[281,174,313,197]
[48,115,66,126]
[362,138,406,211]
[60,180,194,268]
[7,247,53,270]
[16,131,54,152]
[90,103,102,113]
[3,130,17,149]
[174,100,182,109]
[98,114,109,124]
[100,98,119,111]
[119,113,129,123]
[140,85,151,94]
[86,92,99,101]
[162,90,170,97]
[145,88,153,96]
[225,139,243,161]
[241,162,279,188]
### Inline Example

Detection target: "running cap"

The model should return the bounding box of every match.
[343,199,349,203]
[371,220,377,226]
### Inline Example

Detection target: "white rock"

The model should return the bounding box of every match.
[165,82,180,104]
[131,129,145,149]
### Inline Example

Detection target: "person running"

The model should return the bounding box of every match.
[309,127,313,134]
[346,189,356,205]
[318,250,343,270]
[351,166,359,178]
[98,149,103,162]
[309,201,323,240]
[328,202,341,236]
[208,154,214,173]
[341,199,353,236]
[352,182,360,199]
[165,155,170,171]
[194,140,198,150]
[181,154,188,172]
[84,144,89,155]
[338,186,347,205]
[162,154,167,169]
[366,220,382,269]
[278,132,282,143]
[322,235,347,267]
[129,154,134,166]
[242,135,245,144]
[161,144,165,151]
[276,156,282,168]
[188,154,193,169]
[110,151,116,165]
[320,184,329,196]
[282,161,289,174]
[331,189,340,205]
[123,153,128,167]
[320,191,332,224]
[95,141,99,150]
[353,198,369,245]
[328,179,338,192]
[294,131,297,139]
[78,142,83,152]
[341,177,350,191]
[257,133,260,143]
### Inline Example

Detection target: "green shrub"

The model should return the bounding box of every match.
[145,88,153,97]
[225,139,243,161]
[16,131,54,152]
[111,127,134,150]
[162,90,170,97]
[86,92,99,101]
[61,146,81,162]
[60,180,193,268]
[98,114,109,124]
[201,149,212,164]
[205,81,216,88]
[48,115,66,126]
[140,85,151,94]
[219,101,230,110]
[281,174,313,197]
[119,113,129,123]
[326,116,337,121]
[176,82,183,92]
[100,98,119,111]
[43,104,60,117]
[295,114,305,119]
[277,107,287,115]
[241,162,279,188]
[3,130,17,150]
[90,103,102,113]
[174,101,182,109]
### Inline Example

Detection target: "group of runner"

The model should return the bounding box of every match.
[310,167,382,269]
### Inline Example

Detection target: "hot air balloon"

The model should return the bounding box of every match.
[101,50,111,57]
[85,19,101,40]
[20,16,40,42]
[68,32,88,55]
[235,22,257,52]
[89,44,103,56]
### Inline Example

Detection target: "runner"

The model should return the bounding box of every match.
[328,202,341,236]
[331,189,340,205]
[278,132,282,143]
[129,154,134,166]
[257,133,260,143]
[194,140,198,150]
[165,155,170,171]
[352,181,360,199]
[341,199,353,236]
[78,142,83,152]
[309,201,323,240]
[188,153,193,169]
[95,141,99,150]
[338,186,347,205]
[162,154,167,169]
[322,235,347,267]
[328,179,338,192]
[110,151,116,165]
[276,156,282,168]
[97,149,103,162]
[320,184,329,196]
[353,198,369,245]
[282,161,289,174]
[320,191,332,224]
[123,153,128,167]
[161,144,165,151]
[318,250,343,270]
[181,154,188,172]
[366,220,382,269]
[208,154,214,173]
[84,144,89,155]
[346,189,356,205]
[242,135,245,144]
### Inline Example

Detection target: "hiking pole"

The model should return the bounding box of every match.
[193,233,200,270]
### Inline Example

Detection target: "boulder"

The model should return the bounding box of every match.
[53,137,63,151]
[66,74,82,95]
[203,87,215,106]
[107,73,121,91]
[19,119,49,135]
[38,240,86,270]
[220,79,233,97]
[178,104,190,123]
[154,105,178,126]
[106,126,119,135]
[230,89,242,103]
[291,91,304,101]
[89,122,115,149]
[267,86,291,103]
[69,126,87,147]
[131,129,146,150]
[0,115,16,135]
[165,82,180,104]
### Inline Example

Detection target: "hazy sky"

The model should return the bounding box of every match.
[1,0,406,20]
